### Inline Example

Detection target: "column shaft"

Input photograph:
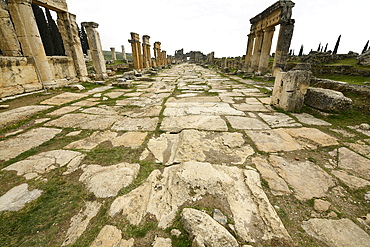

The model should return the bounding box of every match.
[250,30,264,72]
[244,33,255,72]
[258,26,275,74]
[273,21,294,75]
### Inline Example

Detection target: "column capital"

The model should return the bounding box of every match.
[82,22,99,28]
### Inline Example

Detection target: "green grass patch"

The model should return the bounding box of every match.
[315,74,370,85]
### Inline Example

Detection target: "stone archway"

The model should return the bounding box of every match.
[244,0,295,75]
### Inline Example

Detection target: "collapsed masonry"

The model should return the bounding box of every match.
[245,0,295,75]
[0,0,93,98]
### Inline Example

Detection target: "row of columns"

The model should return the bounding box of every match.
[109,46,128,63]
[128,33,170,71]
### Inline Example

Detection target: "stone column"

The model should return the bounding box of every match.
[221,57,227,68]
[142,35,151,69]
[250,30,264,72]
[271,69,312,112]
[273,20,295,75]
[162,50,167,66]
[244,33,255,72]
[258,26,275,74]
[7,0,54,83]
[82,22,108,80]
[110,47,116,60]
[128,32,143,71]
[0,1,22,56]
[57,12,88,81]
[154,42,161,67]
[121,45,127,63]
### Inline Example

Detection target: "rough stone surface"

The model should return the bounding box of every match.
[152,237,172,247]
[253,157,291,196]
[3,150,84,179]
[109,162,291,243]
[213,209,228,225]
[258,112,302,128]
[65,131,118,150]
[335,147,370,180]
[45,113,122,130]
[146,130,254,165]
[62,201,102,246]
[111,132,148,148]
[0,128,62,161]
[90,225,122,247]
[269,155,336,200]
[332,170,370,189]
[302,218,370,247]
[304,87,353,112]
[0,184,42,212]
[111,117,158,131]
[41,92,87,105]
[79,163,140,198]
[291,113,331,126]
[181,208,239,247]
[313,199,331,212]
[47,106,80,116]
[358,49,370,66]
[0,105,52,128]
[161,115,228,132]
[226,116,270,130]
[284,127,338,148]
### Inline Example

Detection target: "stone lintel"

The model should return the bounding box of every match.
[82,22,99,28]
[32,0,68,13]
[130,32,140,41]
[128,39,139,44]
[250,0,295,25]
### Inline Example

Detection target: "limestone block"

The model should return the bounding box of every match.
[0,105,52,128]
[302,218,370,247]
[304,87,352,112]
[22,82,43,92]
[181,208,239,247]
[358,49,370,66]
[0,183,42,212]
[271,70,312,112]
[0,85,24,98]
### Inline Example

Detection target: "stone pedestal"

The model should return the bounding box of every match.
[271,70,312,112]
[57,12,88,81]
[8,0,54,83]
[110,47,116,60]
[121,45,127,63]
[82,22,108,80]
[142,35,151,69]
[128,32,143,71]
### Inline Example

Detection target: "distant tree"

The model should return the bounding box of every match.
[317,43,321,52]
[320,46,323,52]
[362,40,369,54]
[292,49,295,56]
[45,8,65,55]
[79,24,89,55]
[32,4,54,55]
[333,35,341,55]
[298,45,304,56]
[324,43,328,52]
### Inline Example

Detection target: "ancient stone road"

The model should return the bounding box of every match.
[0,64,369,246]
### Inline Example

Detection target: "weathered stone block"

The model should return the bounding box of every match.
[271,70,312,112]
[0,85,24,98]
[358,49,370,66]
[304,87,352,112]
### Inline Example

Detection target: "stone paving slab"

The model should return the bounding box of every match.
[0,184,42,212]
[258,112,302,128]
[233,103,270,112]
[0,127,62,161]
[164,102,245,117]
[3,150,84,179]
[161,115,228,132]
[226,116,270,130]
[45,113,122,130]
[40,92,87,105]
[291,113,332,126]
[0,105,53,128]
[111,117,159,131]
[145,130,254,165]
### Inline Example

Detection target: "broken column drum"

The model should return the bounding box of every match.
[82,22,108,80]
[128,32,143,70]
[245,0,295,75]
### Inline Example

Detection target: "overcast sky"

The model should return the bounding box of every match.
[67,0,369,57]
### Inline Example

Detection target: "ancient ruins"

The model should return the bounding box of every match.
[1,0,370,247]
[244,0,295,75]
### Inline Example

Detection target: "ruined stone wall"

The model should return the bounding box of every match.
[0,57,41,98]
[48,56,76,80]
